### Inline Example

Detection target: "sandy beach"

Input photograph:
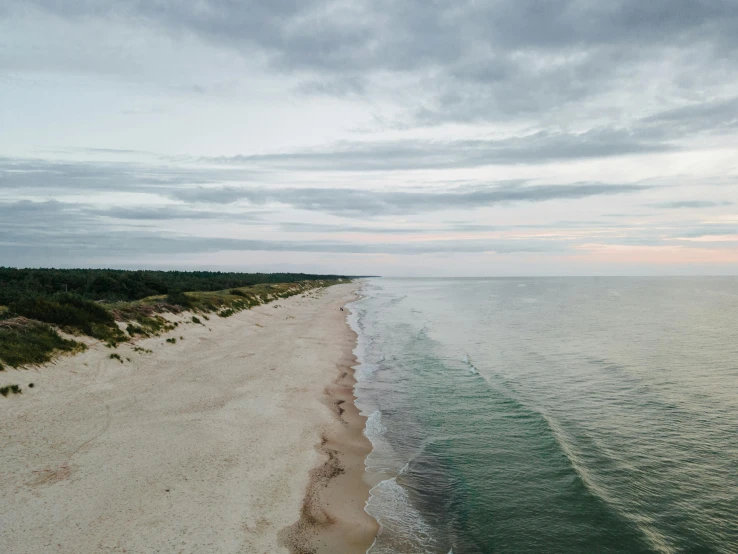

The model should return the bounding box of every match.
[0,283,377,553]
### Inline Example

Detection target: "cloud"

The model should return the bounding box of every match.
[278,222,430,234]
[648,200,733,209]
[673,226,738,239]
[87,205,266,222]
[9,0,738,128]
[2,1,737,273]
[19,0,736,70]
[0,214,568,264]
[641,96,738,134]
[0,156,263,195]
[172,181,653,215]
[208,128,677,171]
[0,156,654,217]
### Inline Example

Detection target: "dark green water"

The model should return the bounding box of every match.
[350,278,738,554]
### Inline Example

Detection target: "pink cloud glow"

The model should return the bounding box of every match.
[571,244,738,265]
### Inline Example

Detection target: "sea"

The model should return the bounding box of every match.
[348,277,738,554]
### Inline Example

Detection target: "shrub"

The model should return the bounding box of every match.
[191,316,201,324]
[10,293,113,335]
[0,384,21,397]
[126,324,148,336]
[0,320,84,368]
[130,315,175,336]
[166,337,177,344]
[109,353,123,363]
[166,290,192,308]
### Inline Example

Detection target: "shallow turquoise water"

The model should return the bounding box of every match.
[350,278,738,554]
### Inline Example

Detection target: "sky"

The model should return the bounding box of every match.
[1,0,737,276]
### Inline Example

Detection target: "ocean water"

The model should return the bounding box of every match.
[348,278,738,554]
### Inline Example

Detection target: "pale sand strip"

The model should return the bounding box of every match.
[0,283,377,554]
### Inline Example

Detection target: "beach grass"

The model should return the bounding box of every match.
[0,319,86,368]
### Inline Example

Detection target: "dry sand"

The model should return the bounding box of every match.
[0,283,377,553]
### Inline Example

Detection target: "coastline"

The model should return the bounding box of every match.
[280,287,378,553]
[0,283,377,553]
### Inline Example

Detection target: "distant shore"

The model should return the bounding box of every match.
[0,283,377,553]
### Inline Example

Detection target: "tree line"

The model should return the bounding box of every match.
[0,267,348,305]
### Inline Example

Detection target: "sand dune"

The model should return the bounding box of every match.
[0,283,376,553]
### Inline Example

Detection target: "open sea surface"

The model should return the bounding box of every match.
[348,277,738,554]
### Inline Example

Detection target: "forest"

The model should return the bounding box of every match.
[0,267,347,305]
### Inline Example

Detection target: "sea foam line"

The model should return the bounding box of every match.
[347,283,439,554]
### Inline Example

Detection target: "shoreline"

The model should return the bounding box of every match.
[0,283,377,553]
[280,288,378,553]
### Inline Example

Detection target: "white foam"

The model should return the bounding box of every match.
[366,477,439,554]
[365,410,386,440]
[462,353,479,374]
[364,410,400,475]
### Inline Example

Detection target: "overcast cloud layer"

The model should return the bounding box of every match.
[1,0,737,275]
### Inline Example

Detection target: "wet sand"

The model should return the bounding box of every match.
[0,283,377,553]
[279,316,377,553]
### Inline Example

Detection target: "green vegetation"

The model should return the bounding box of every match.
[109,353,123,363]
[126,324,147,336]
[0,267,347,304]
[0,268,348,371]
[166,289,192,308]
[8,292,127,346]
[166,337,177,344]
[133,346,153,354]
[1,384,22,397]
[0,319,85,368]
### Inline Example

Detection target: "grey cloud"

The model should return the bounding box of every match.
[673,227,738,239]
[88,206,266,222]
[648,200,733,209]
[638,96,738,140]
[172,182,653,215]
[0,217,569,265]
[642,97,738,130]
[0,200,268,233]
[12,0,738,128]
[278,222,431,234]
[1,231,562,256]
[209,128,676,171]
[0,200,100,230]
[19,0,736,71]
[0,126,667,204]
[2,157,650,216]
[0,156,264,194]
[277,219,646,235]
[0,199,534,262]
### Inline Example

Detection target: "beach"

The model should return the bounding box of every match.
[0,282,376,553]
